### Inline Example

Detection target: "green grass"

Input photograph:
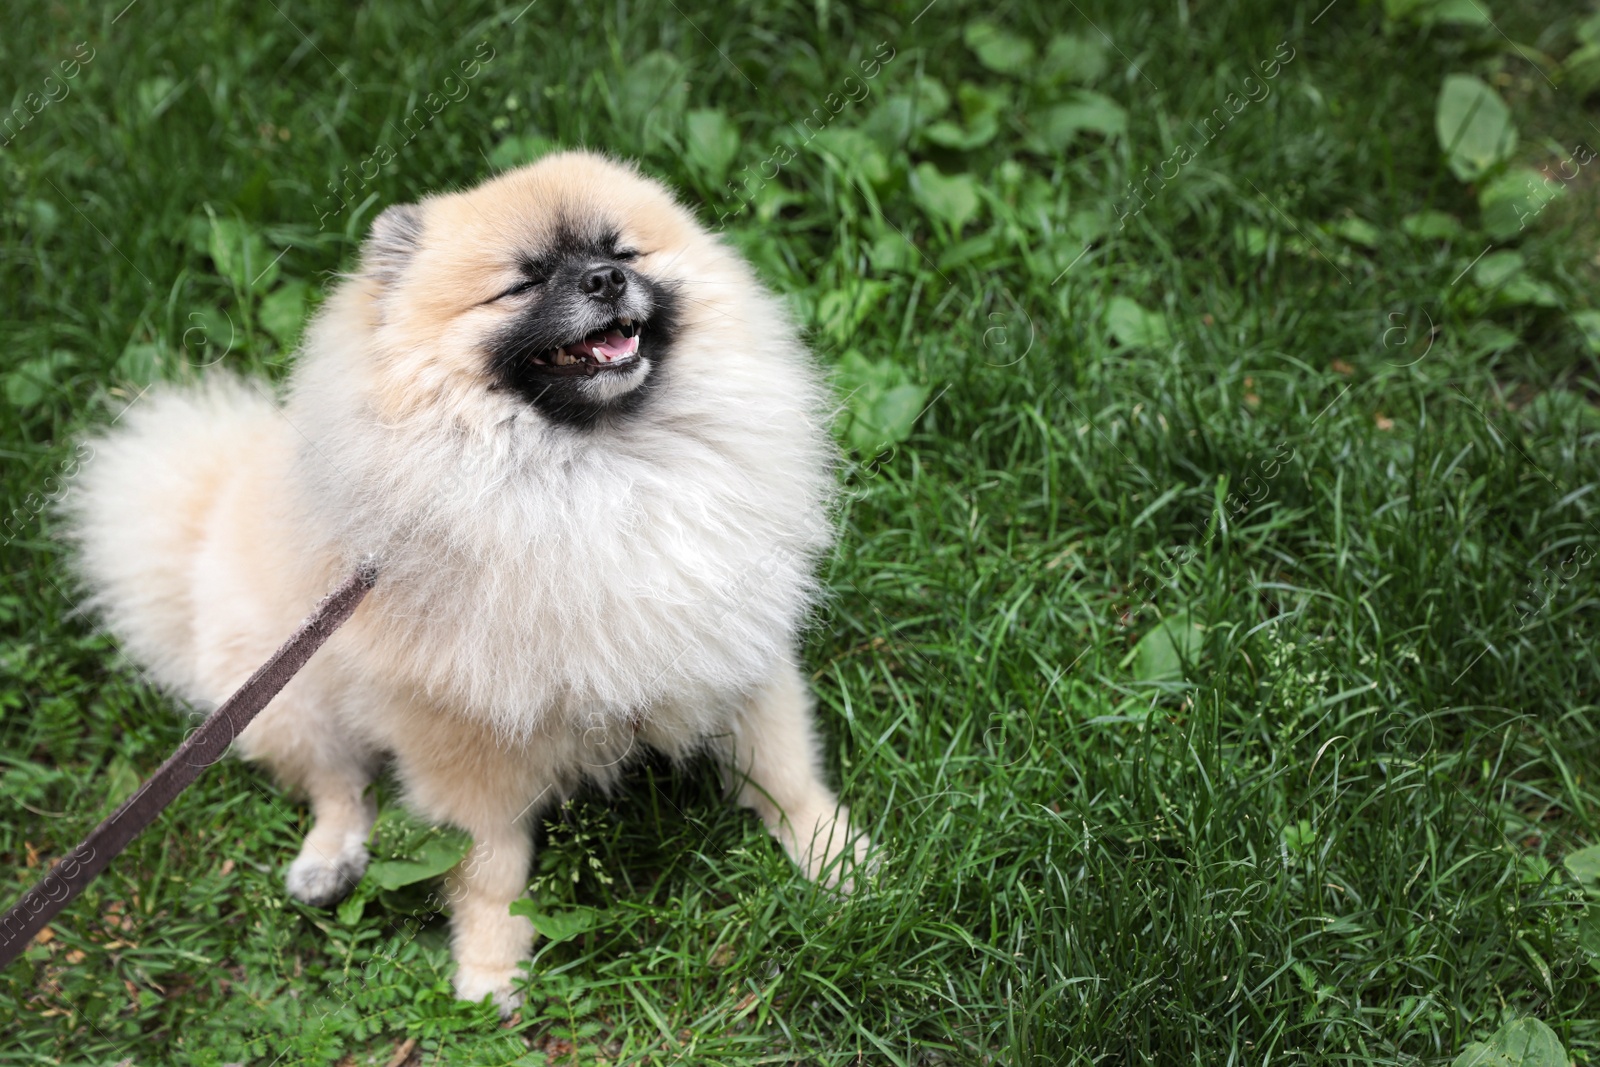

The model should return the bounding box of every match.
[7,0,1600,1062]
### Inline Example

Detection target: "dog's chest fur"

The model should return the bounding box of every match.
[294,350,833,738]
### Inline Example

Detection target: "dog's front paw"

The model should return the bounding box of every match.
[285,839,368,908]
[779,806,872,894]
[453,962,524,1017]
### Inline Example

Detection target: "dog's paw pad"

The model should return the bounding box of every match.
[285,844,367,908]
[454,964,523,1017]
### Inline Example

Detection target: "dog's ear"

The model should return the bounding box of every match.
[362,203,423,284]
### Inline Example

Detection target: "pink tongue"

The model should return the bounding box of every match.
[578,330,639,362]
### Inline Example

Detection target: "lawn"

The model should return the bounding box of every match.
[5,0,1600,1062]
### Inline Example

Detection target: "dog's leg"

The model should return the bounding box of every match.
[234,688,379,908]
[442,823,535,1015]
[284,766,378,907]
[725,658,869,890]
[385,716,545,1016]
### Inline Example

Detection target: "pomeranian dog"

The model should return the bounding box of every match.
[64,151,868,1010]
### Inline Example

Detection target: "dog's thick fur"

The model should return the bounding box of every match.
[64,152,866,1010]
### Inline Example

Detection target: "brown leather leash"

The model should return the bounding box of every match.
[0,564,376,970]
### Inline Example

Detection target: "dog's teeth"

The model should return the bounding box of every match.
[619,315,631,327]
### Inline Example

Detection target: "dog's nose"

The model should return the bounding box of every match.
[580,265,627,301]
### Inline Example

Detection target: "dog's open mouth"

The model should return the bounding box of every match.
[530,317,643,376]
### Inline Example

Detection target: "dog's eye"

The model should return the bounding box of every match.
[494,277,542,301]
[614,249,641,262]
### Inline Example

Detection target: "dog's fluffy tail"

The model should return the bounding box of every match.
[61,375,282,697]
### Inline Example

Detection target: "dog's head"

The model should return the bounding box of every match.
[356,151,709,429]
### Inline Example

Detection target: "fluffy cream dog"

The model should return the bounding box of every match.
[65,151,867,1010]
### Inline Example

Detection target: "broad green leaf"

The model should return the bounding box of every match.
[832,349,931,454]
[923,84,1003,150]
[1575,907,1600,966]
[938,232,1001,271]
[832,349,899,393]
[1478,167,1562,240]
[1281,819,1318,855]
[963,21,1035,73]
[933,82,1005,149]
[1033,91,1127,151]
[809,127,890,186]
[1570,312,1600,357]
[814,281,889,347]
[1421,0,1491,24]
[912,164,981,233]
[136,75,179,118]
[5,351,74,410]
[862,80,946,148]
[100,754,142,812]
[184,213,213,256]
[1401,210,1465,241]
[1435,74,1517,182]
[365,845,469,891]
[1041,34,1108,86]
[747,178,801,223]
[115,341,164,385]
[958,83,1006,125]
[1331,216,1381,249]
[1017,175,1062,227]
[855,383,930,452]
[1496,275,1560,309]
[923,120,976,149]
[861,95,916,149]
[208,217,279,293]
[1130,612,1205,682]
[1450,1017,1567,1067]
[1069,207,1110,245]
[508,901,609,944]
[1474,251,1559,308]
[907,75,952,120]
[363,806,473,891]
[1465,320,1519,354]
[259,280,311,350]
[1564,843,1600,887]
[617,51,685,118]
[1473,250,1526,289]
[868,232,913,273]
[1106,295,1170,348]
[489,133,557,170]
[1386,0,1490,25]
[1566,43,1600,98]
[684,108,739,183]
[335,893,366,926]
[1568,15,1600,93]
[614,50,686,150]
[1580,11,1600,47]
[28,198,59,236]
[1036,233,1090,280]
[1237,224,1271,257]
[1574,908,1600,953]
[922,116,999,150]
